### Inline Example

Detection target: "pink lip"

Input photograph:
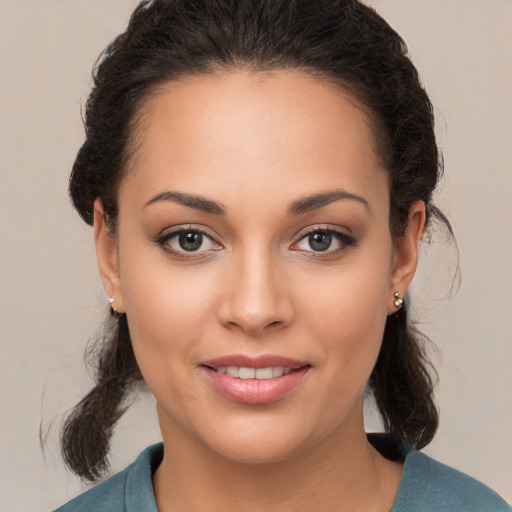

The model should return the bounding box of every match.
[200,354,311,405]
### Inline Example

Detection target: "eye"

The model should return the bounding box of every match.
[293,228,356,253]
[304,231,333,252]
[175,231,205,251]
[156,228,221,255]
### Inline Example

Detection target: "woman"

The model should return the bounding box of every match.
[53,0,509,510]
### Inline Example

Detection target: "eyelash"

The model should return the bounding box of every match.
[153,226,220,259]
[153,226,358,258]
[292,227,358,255]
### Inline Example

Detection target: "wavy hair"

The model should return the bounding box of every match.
[63,0,446,481]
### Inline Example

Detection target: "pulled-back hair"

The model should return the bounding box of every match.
[63,0,445,481]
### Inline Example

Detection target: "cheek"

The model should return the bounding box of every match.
[302,242,392,383]
[304,238,391,326]
[302,287,388,440]
[319,284,387,374]
[120,228,220,317]
[117,243,220,384]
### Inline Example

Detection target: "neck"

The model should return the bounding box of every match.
[153,405,403,512]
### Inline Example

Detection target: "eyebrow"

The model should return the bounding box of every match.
[144,191,227,215]
[144,188,370,216]
[288,189,370,215]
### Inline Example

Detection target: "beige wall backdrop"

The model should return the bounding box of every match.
[0,1,511,510]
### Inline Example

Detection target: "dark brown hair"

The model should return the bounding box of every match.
[63,0,446,481]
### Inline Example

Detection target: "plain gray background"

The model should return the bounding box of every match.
[0,1,511,510]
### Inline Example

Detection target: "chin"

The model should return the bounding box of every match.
[194,410,329,466]
[210,433,306,466]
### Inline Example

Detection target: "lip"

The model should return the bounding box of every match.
[202,354,308,369]
[200,354,311,405]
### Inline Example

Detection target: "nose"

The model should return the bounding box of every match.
[217,245,294,336]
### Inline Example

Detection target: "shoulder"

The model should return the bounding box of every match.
[392,449,510,512]
[52,470,128,512]
[52,443,163,512]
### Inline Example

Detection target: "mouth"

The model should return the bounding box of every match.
[200,355,311,404]
[204,365,296,379]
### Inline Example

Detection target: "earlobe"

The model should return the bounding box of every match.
[388,201,426,314]
[93,199,125,314]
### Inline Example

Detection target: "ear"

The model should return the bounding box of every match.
[388,200,426,314]
[94,199,125,314]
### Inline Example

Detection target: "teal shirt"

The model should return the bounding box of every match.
[54,436,509,512]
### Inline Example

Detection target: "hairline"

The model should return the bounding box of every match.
[110,65,393,232]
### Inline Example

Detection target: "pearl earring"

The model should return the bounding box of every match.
[393,291,404,309]
[108,297,119,314]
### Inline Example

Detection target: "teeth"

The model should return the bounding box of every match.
[216,366,292,379]
[255,367,273,379]
[239,367,255,379]
[226,366,239,377]
[273,367,284,377]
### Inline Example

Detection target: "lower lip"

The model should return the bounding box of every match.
[202,366,310,404]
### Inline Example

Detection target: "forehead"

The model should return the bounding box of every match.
[121,69,389,214]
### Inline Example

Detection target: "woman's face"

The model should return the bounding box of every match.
[96,70,423,464]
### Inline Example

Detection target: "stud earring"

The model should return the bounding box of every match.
[108,297,119,314]
[393,291,404,309]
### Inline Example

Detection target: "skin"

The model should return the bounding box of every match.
[95,70,425,511]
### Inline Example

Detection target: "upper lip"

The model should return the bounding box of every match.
[201,354,310,370]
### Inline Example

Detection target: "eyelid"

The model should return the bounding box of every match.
[152,223,357,258]
[291,225,357,253]
[153,224,223,256]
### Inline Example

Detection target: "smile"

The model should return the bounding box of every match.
[201,355,311,404]
[213,366,293,379]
